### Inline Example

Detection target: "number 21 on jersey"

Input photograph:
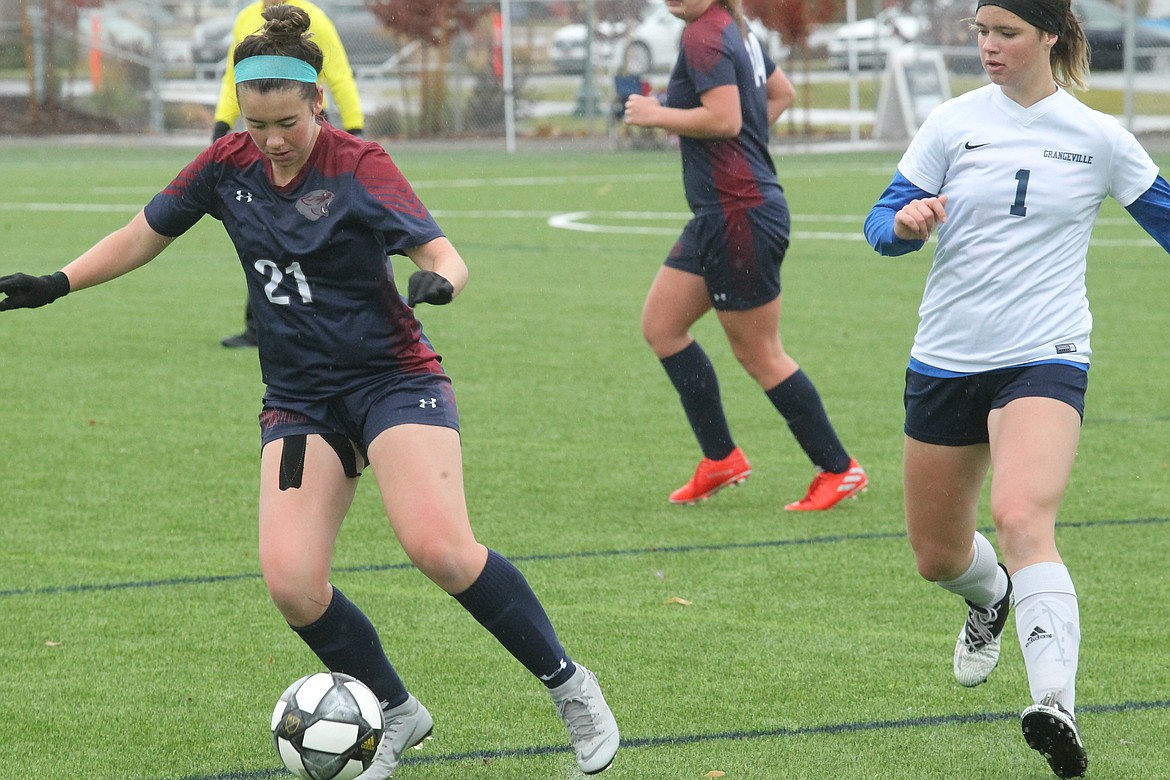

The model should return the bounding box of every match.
[255,259,313,305]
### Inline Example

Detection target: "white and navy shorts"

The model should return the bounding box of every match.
[904,362,1088,447]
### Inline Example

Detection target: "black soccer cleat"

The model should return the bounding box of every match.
[1021,693,1088,778]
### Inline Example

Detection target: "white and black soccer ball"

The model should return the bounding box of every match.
[271,672,385,780]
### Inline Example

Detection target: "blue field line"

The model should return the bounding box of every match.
[162,698,1170,780]
[3,516,1167,600]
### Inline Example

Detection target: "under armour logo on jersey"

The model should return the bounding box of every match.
[419,398,437,408]
[235,190,253,202]
[296,189,335,221]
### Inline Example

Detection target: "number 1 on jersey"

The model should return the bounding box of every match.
[1010,169,1030,217]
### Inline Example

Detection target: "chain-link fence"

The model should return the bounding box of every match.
[3,0,1169,147]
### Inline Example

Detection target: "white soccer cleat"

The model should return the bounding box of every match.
[549,665,620,774]
[356,694,433,780]
[953,565,1013,687]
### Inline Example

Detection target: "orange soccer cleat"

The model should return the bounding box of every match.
[669,447,752,505]
[784,459,867,511]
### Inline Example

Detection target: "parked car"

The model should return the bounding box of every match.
[832,0,1170,72]
[77,3,156,54]
[618,2,786,74]
[826,9,923,70]
[1072,0,1170,70]
[191,13,234,78]
[548,2,786,76]
[547,17,628,75]
[191,4,396,79]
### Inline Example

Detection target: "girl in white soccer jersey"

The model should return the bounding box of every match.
[0,6,618,778]
[864,0,1170,776]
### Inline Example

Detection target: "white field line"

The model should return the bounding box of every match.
[0,201,1156,246]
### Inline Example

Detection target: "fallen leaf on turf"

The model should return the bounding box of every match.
[705,771,726,778]
[45,640,63,647]
[665,596,692,606]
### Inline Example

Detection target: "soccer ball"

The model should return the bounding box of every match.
[271,672,385,780]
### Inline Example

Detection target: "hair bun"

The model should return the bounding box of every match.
[261,3,312,43]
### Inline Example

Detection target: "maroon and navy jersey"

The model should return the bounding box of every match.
[144,123,446,398]
[667,5,781,215]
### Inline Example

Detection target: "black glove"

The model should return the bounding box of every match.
[0,271,70,311]
[407,270,454,307]
[211,121,231,142]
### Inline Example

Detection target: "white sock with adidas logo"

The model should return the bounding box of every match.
[1013,561,1080,716]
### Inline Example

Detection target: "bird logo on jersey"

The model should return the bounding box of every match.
[296,189,335,221]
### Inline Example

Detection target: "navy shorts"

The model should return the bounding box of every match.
[259,370,459,462]
[904,363,1088,446]
[664,199,790,311]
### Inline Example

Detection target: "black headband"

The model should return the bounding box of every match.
[976,0,1064,34]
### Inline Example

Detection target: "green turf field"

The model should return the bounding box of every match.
[1,141,1167,780]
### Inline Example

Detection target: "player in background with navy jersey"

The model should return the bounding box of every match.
[624,0,867,511]
[864,0,1170,776]
[0,6,618,778]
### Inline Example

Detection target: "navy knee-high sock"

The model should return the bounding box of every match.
[291,586,408,708]
[454,549,576,689]
[660,340,735,460]
[765,369,850,473]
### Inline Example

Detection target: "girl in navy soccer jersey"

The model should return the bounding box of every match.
[0,6,617,778]
[864,0,1170,776]
[623,0,866,511]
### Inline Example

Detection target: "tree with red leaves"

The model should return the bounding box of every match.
[745,0,837,133]
[366,0,491,136]
[20,0,103,129]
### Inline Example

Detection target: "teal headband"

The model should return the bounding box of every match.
[234,55,318,84]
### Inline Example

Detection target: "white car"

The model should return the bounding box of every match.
[619,3,787,75]
[549,2,786,77]
[191,5,398,79]
[547,18,628,75]
[76,4,153,54]
[826,9,923,70]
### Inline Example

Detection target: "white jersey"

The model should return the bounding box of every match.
[897,84,1158,373]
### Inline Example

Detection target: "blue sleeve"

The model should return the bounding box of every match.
[863,171,935,256]
[1123,174,1170,255]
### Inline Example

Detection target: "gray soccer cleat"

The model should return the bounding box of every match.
[549,665,620,774]
[356,694,433,780]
